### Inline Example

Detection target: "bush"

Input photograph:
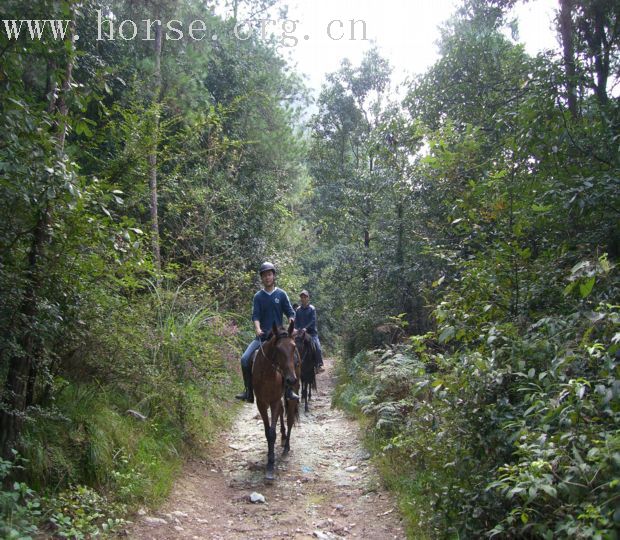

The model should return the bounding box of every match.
[335,271,620,538]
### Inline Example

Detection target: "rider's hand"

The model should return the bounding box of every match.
[256,327,263,337]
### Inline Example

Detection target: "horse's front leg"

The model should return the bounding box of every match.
[284,398,297,454]
[279,401,287,446]
[256,401,274,481]
[265,400,281,480]
[303,382,309,413]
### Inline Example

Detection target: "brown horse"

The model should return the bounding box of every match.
[252,321,299,480]
[295,330,318,413]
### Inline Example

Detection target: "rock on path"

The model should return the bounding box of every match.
[126,358,405,539]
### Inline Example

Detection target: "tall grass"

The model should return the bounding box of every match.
[5,282,243,536]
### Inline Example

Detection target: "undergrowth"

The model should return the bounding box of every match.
[1,286,242,538]
[334,260,619,539]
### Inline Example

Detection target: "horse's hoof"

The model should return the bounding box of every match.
[283,446,290,455]
[265,468,275,481]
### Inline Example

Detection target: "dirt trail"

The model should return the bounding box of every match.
[127,358,405,539]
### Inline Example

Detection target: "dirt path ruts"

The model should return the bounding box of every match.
[127,358,405,539]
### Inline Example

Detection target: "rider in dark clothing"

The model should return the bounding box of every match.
[294,290,324,372]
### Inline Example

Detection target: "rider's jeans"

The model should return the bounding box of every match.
[241,337,261,369]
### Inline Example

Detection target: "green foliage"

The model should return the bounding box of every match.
[327,3,620,538]
[2,0,619,538]
[44,485,127,539]
[5,285,241,534]
[337,286,619,537]
[0,457,41,540]
[483,306,620,538]
[18,283,241,491]
[1,456,128,540]
[2,0,305,532]
[302,47,427,353]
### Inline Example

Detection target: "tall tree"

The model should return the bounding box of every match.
[148,11,163,276]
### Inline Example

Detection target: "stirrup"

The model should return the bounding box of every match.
[235,388,253,402]
[285,388,300,401]
[235,391,254,403]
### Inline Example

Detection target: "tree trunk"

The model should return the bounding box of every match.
[364,154,373,249]
[0,213,48,458]
[395,201,405,311]
[587,3,609,105]
[559,0,578,117]
[395,201,404,267]
[148,20,163,277]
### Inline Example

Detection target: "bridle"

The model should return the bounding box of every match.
[258,330,295,375]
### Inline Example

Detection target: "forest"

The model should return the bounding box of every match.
[0,0,618,538]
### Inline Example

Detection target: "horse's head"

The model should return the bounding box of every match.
[295,327,310,342]
[269,321,297,387]
[294,328,311,353]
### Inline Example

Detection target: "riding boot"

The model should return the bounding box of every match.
[245,363,254,403]
[284,385,300,402]
[235,364,254,403]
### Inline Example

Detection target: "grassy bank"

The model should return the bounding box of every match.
[1,289,243,539]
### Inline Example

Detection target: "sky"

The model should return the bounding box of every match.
[274,0,560,94]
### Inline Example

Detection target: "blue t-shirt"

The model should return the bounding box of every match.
[252,287,295,338]
[294,304,317,335]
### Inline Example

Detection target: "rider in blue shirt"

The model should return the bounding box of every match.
[235,262,298,402]
[294,290,324,372]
